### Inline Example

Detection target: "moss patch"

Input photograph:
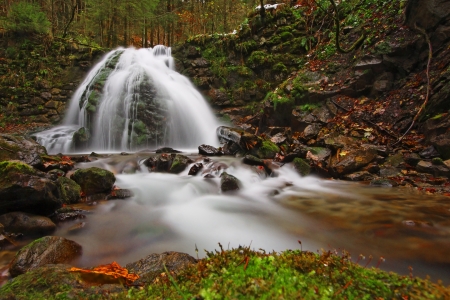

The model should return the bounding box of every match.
[255,140,280,159]
[293,157,311,176]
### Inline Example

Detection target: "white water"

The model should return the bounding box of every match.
[35,46,220,154]
[49,154,450,284]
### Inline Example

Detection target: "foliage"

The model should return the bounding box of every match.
[4,2,51,35]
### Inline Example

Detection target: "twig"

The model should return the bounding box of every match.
[0,146,14,153]
[392,23,432,146]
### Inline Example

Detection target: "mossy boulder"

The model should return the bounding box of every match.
[0,134,47,168]
[253,140,280,159]
[169,154,193,174]
[0,161,62,215]
[70,167,115,195]
[9,236,82,277]
[57,177,81,204]
[293,157,311,176]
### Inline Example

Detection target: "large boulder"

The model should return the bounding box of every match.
[70,167,115,195]
[0,161,62,215]
[9,236,82,277]
[404,0,450,31]
[126,251,197,286]
[0,134,47,168]
[0,212,56,236]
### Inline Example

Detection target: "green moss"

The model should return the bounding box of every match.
[273,62,287,73]
[265,91,294,111]
[0,161,35,176]
[293,157,311,176]
[280,31,294,42]
[247,51,274,67]
[128,247,450,299]
[255,140,280,159]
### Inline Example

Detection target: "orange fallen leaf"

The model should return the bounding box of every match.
[69,261,139,285]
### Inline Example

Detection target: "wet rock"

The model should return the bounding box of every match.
[0,212,56,236]
[57,177,81,204]
[332,148,377,176]
[419,146,440,159]
[293,158,311,176]
[416,160,450,177]
[144,154,173,171]
[303,124,322,140]
[217,126,261,152]
[379,167,401,177]
[243,155,265,167]
[220,172,240,192]
[0,161,62,215]
[155,147,182,153]
[48,168,65,178]
[433,138,450,160]
[169,154,193,173]
[404,0,450,31]
[106,189,134,200]
[385,153,404,168]
[305,147,331,165]
[343,171,375,181]
[9,236,82,277]
[370,178,398,187]
[51,207,87,223]
[253,140,280,159]
[70,167,115,196]
[403,152,421,166]
[126,251,197,285]
[0,134,47,168]
[72,127,91,151]
[188,163,203,175]
[199,144,221,156]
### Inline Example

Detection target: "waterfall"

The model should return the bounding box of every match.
[35,46,220,154]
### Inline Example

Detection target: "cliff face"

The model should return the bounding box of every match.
[173,0,450,152]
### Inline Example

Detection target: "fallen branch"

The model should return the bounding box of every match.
[392,23,432,146]
[0,146,14,153]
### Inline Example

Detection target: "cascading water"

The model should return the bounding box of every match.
[35,46,220,154]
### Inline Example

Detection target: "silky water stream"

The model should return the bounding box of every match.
[7,46,450,284]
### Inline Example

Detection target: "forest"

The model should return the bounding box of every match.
[0,0,269,47]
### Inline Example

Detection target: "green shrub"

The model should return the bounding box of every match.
[5,1,51,35]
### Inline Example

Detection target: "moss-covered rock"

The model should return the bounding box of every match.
[0,161,62,215]
[254,140,280,159]
[72,127,91,151]
[9,236,82,277]
[293,157,311,176]
[169,154,193,174]
[70,167,115,195]
[57,177,81,204]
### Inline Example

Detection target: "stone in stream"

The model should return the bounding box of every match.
[70,167,116,196]
[220,172,240,192]
[155,147,182,153]
[292,158,311,176]
[56,176,81,204]
[0,161,62,215]
[188,163,203,175]
[144,154,193,174]
[106,189,134,200]
[9,236,82,277]
[126,251,197,286]
[0,212,56,236]
[198,144,221,156]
